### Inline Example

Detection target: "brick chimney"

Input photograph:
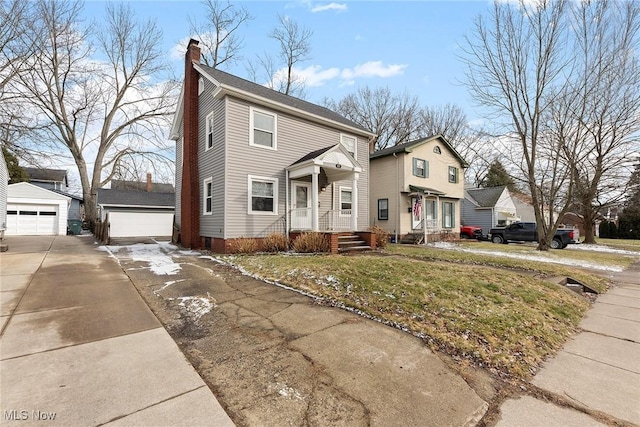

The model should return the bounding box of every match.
[180,39,202,249]
[146,172,152,192]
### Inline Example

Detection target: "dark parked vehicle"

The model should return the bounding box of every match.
[489,222,575,249]
[460,225,482,239]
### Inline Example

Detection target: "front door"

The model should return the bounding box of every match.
[291,182,312,230]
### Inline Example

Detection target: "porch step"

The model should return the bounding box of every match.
[399,233,424,245]
[337,234,371,253]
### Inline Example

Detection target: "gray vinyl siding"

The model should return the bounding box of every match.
[198,79,226,238]
[175,135,182,226]
[461,198,493,235]
[224,96,369,239]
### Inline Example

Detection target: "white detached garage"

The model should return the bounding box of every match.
[7,182,70,236]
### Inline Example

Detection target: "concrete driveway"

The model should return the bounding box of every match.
[0,235,232,426]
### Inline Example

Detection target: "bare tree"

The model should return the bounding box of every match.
[248,14,313,97]
[188,0,252,69]
[419,104,468,147]
[13,1,178,228]
[564,0,640,243]
[461,0,571,250]
[323,86,422,151]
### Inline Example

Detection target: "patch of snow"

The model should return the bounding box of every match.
[428,242,624,272]
[108,243,182,275]
[153,279,186,296]
[273,383,303,400]
[566,244,639,256]
[174,295,215,321]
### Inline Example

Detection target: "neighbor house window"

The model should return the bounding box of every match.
[442,202,455,228]
[341,134,357,159]
[378,198,388,220]
[205,112,214,150]
[340,187,352,214]
[250,107,277,149]
[198,77,204,95]
[433,146,442,154]
[448,166,459,183]
[203,177,212,215]
[413,158,428,178]
[248,175,278,214]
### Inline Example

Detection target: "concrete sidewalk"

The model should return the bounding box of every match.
[497,262,640,426]
[0,235,233,426]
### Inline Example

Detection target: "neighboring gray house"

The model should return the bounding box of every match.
[97,186,175,238]
[170,39,376,252]
[461,186,519,235]
[511,192,536,223]
[23,167,68,191]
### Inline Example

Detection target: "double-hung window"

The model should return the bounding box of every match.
[250,107,277,149]
[341,134,357,159]
[442,202,455,228]
[203,178,212,215]
[378,199,389,220]
[448,166,459,183]
[205,112,214,150]
[413,158,428,178]
[340,187,352,214]
[248,175,278,214]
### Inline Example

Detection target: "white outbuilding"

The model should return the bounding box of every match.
[6,182,70,235]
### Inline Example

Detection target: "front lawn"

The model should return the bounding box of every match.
[222,251,593,380]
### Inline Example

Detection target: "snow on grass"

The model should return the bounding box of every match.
[427,242,624,272]
[566,244,640,256]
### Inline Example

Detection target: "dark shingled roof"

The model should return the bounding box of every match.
[290,145,335,166]
[23,167,67,183]
[111,179,175,193]
[370,134,469,167]
[465,186,507,208]
[97,189,175,207]
[197,64,372,134]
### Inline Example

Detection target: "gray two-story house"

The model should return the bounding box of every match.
[170,39,376,252]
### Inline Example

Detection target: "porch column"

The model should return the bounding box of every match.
[351,173,359,231]
[311,168,319,231]
[422,194,427,244]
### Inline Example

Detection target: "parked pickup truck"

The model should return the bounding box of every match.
[489,222,576,249]
[460,225,483,239]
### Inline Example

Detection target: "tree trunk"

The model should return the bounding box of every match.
[583,210,596,244]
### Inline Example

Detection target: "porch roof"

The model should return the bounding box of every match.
[287,144,362,181]
[407,185,445,196]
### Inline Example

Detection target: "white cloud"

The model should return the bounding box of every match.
[310,2,348,13]
[354,34,365,42]
[341,61,408,79]
[293,65,341,87]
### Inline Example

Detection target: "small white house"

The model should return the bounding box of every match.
[6,182,70,236]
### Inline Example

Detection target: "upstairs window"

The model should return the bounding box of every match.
[448,166,459,183]
[341,134,357,159]
[203,177,212,215]
[205,112,214,150]
[412,158,428,178]
[250,108,277,150]
[198,77,204,95]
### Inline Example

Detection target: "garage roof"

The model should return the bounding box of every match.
[97,189,175,208]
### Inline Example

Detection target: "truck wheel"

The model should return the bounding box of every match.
[491,235,504,244]
[550,238,562,249]
[461,233,469,239]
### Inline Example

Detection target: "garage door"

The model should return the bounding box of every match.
[6,204,58,235]
[108,211,174,238]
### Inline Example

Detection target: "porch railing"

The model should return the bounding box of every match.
[320,209,352,231]
[290,208,312,230]
[413,219,439,231]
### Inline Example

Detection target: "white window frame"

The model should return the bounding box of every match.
[198,77,204,95]
[448,166,459,183]
[205,112,214,151]
[248,175,278,215]
[203,177,213,215]
[442,201,455,229]
[413,157,428,178]
[339,186,352,216]
[340,134,357,159]
[249,107,277,150]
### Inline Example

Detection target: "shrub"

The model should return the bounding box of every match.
[369,225,390,249]
[262,233,290,252]
[292,232,329,253]
[228,237,259,254]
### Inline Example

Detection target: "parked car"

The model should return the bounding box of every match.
[489,222,575,249]
[460,225,482,239]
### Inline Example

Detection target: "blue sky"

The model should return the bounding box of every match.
[83,0,491,122]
